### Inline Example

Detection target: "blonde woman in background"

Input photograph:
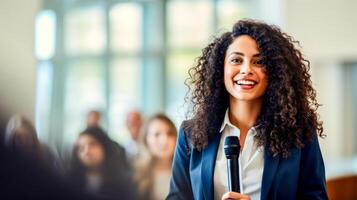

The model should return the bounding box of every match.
[135,113,177,200]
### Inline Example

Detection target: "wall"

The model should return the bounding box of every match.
[284,0,357,161]
[0,0,40,120]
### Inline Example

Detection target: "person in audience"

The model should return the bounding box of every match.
[134,113,177,200]
[68,127,137,200]
[4,114,59,171]
[0,107,98,199]
[86,110,131,169]
[86,110,102,128]
[125,110,146,161]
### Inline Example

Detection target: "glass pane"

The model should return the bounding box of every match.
[64,59,106,146]
[35,10,56,60]
[166,51,200,125]
[65,7,106,55]
[167,1,213,49]
[218,0,249,30]
[109,58,141,143]
[110,3,142,53]
[35,62,53,141]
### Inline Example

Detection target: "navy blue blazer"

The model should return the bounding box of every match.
[167,121,328,200]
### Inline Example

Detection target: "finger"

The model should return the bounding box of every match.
[221,192,244,200]
[221,192,251,200]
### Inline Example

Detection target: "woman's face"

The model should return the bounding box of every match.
[224,35,268,102]
[77,134,105,169]
[146,119,176,161]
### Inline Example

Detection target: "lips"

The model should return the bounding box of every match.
[234,79,257,90]
[236,79,257,86]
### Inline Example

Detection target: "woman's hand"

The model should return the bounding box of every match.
[221,192,251,200]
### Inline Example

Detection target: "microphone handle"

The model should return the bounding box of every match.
[227,155,240,192]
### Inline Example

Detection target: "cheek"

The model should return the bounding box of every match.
[168,139,177,154]
[147,136,158,152]
[77,150,86,162]
[224,67,232,88]
[224,64,238,87]
[93,147,104,160]
[260,74,269,91]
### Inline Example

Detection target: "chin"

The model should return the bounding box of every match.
[235,95,262,102]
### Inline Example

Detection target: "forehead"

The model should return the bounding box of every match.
[77,134,97,145]
[88,112,100,118]
[226,35,260,56]
[148,119,169,130]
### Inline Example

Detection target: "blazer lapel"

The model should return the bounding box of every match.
[201,132,221,200]
[260,146,280,200]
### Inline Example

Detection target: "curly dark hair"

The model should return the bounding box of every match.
[186,19,324,157]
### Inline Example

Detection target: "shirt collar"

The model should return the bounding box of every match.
[219,108,261,136]
[219,109,236,133]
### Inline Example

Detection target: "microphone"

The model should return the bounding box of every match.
[224,136,241,193]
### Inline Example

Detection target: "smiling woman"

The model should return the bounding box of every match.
[223,35,268,104]
[167,19,328,200]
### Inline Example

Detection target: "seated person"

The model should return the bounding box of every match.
[68,127,137,200]
[5,114,59,172]
[134,113,177,200]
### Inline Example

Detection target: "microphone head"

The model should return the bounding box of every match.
[224,136,240,158]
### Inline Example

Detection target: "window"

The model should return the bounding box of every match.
[166,0,249,125]
[35,10,55,141]
[35,0,250,148]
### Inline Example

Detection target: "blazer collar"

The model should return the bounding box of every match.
[201,132,221,200]
[260,146,280,200]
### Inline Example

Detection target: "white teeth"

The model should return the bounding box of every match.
[237,80,256,85]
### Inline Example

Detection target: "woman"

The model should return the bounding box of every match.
[135,113,177,200]
[5,114,42,155]
[68,127,137,200]
[5,114,58,171]
[167,19,328,200]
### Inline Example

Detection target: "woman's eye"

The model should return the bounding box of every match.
[231,58,242,64]
[253,59,263,66]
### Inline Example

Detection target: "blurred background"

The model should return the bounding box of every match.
[1,0,357,190]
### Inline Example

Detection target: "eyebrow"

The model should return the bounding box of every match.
[229,52,261,57]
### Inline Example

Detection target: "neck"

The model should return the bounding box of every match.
[153,157,172,171]
[86,165,103,174]
[228,97,262,147]
[86,169,101,176]
[131,134,140,142]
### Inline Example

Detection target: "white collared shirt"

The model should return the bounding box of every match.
[214,109,264,200]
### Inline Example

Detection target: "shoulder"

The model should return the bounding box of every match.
[180,119,193,131]
[179,120,196,140]
[108,140,126,156]
[300,133,323,158]
[176,120,195,155]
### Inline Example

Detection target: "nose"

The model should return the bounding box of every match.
[240,61,253,75]
[83,145,90,155]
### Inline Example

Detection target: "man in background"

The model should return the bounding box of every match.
[86,110,102,128]
[125,110,147,162]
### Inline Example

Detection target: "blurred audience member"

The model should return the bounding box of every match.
[134,113,177,200]
[86,110,102,128]
[68,127,137,200]
[125,110,146,161]
[0,111,94,199]
[4,114,59,172]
